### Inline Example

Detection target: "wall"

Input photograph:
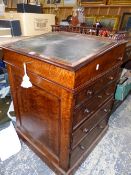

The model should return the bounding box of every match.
[43,5,131,27]
[5,1,131,29]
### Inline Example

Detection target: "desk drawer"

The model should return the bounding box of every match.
[75,44,125,88]
[3,49,75,89]
[75,67,119,107]
[72,98,113,149]
[70,118,108,166]
[73,82,116,128]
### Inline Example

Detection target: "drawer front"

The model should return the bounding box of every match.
[70,119,108,167]
[93,68,119,92]
[73,82,116,128]
[75,44,125,88]
[3,49,75,89]
[75,67,119,107]
[72,98,113,149]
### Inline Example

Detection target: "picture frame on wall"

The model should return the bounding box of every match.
[81,0,106,5]
[45,0,63,6]
[64,0,77,6]
[85,16,96,27]
[107,0,131,5]
[96,15,119,30]
[119,13,131,32]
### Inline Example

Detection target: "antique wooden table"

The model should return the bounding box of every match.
[2,32,126,175]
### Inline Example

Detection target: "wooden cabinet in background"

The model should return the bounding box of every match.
[3,32,126,175]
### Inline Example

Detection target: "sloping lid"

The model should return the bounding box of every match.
[2,32,125,70]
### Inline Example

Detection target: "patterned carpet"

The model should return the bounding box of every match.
[0,95,131,175]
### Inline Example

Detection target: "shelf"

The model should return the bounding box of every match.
[80,4,131,7]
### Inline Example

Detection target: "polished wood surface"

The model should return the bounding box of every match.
[3,33,126,175]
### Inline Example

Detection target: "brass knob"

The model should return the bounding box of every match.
[117,57,123,61]
[105,92,110,96]
[99,125,104,129]
[84,108,90,113]
[104,109,108,113]
[98,95,102,99]
[87,90,93,95]
[80,145,85,150]
[82,128,89,133]
[108,76,114,80]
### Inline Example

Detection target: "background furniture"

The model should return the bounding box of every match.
[3,32,126,175]
[3,0,131,27]
[51,25,93,34]
[0,19,21,36]
[17,3,43,13]
[112,41,131,112]
[0,13,55,36]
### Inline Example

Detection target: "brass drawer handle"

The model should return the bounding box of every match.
[98,95,102,99]
[117,57,123,61]
[99,125,105,129]
[84,108,90,113]
[82,128,89,133]
[86,90,93,95]
[105,92,110,96]
[80,145,85,150]
[104,109,108,113]
[108,76,114,80]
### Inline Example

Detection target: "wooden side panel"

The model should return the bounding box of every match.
[7,64,74,174]
[17,84,60,156]
[11,67,61,160]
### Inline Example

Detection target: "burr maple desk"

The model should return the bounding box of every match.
[2,32,126,175]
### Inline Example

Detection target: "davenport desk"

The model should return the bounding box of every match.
[2,32,126,175]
